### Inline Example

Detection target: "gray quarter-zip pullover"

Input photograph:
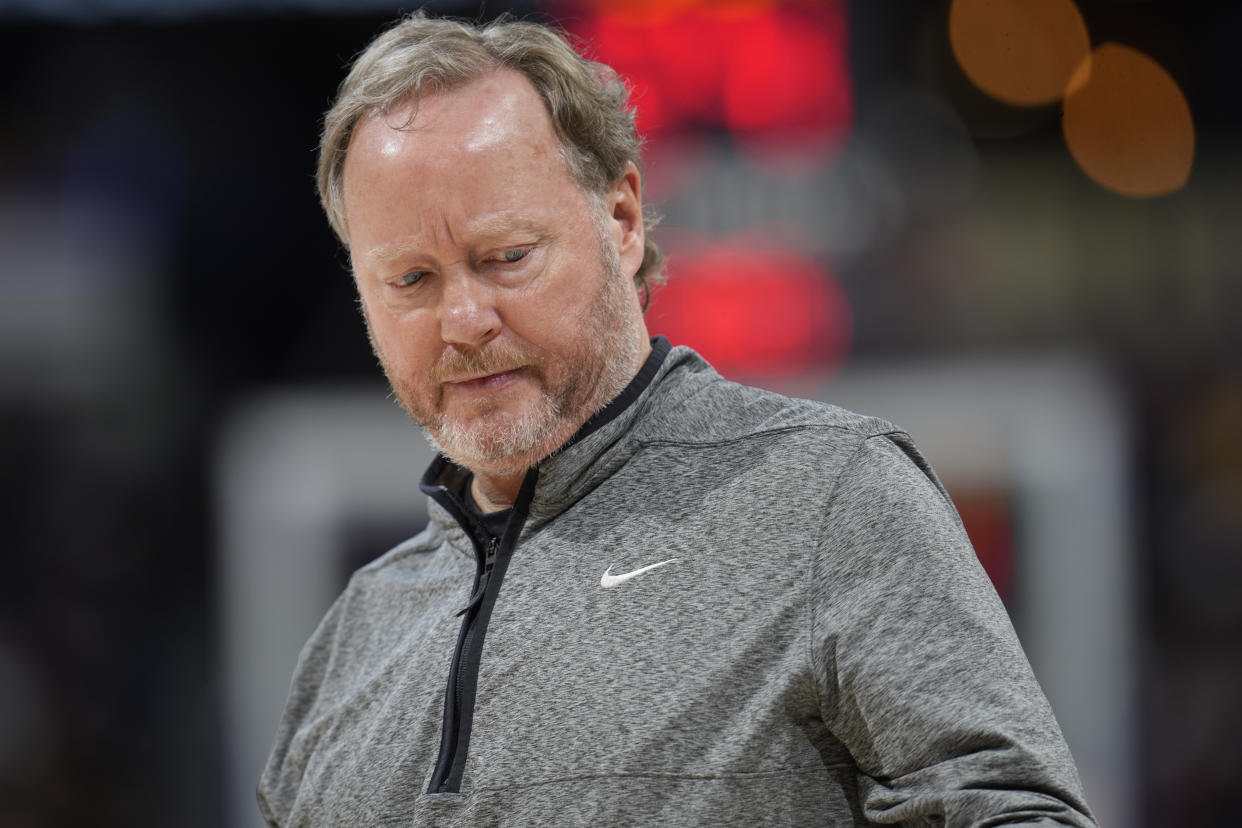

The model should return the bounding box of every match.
[259,340,1096,827]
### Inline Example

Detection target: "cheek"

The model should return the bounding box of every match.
[507,299,591,353]
[518,260,604,331]
[362,302,437,370]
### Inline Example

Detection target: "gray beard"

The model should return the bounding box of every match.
[381,218,643,477]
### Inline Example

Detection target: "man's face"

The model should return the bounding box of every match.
[342,69,649,477]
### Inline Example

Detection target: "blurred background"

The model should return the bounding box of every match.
[1,0,1238,825]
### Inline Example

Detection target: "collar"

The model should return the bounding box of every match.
[552,335,671,451]
[420,337,676,552]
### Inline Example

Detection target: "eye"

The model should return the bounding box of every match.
[397,271,428,287]
[499,248,529,264]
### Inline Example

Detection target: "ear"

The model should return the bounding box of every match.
[607,162,645,282]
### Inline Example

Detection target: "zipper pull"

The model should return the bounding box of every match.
[454,571,488,616]
[455,537,498,617]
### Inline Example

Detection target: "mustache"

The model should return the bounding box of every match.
[433,341,532,383]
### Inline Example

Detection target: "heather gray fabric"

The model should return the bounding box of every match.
[258,345,1096,827]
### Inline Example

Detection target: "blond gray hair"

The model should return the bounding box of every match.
[318,11,664,297]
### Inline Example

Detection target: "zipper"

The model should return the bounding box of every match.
[453,537,496,726]
[429,530,500,793]
[453,536,496,728]
[422,467,540,795]
[418,340,664,795]
[455,537,496,618]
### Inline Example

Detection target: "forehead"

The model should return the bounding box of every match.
[343,68,571,199]
[340,68,592,258]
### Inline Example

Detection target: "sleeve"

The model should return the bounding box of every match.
[810,433,1097,827]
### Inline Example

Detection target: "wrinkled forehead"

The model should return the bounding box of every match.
[339,67,602,258]
[352,68,562,166]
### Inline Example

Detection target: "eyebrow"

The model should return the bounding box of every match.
[365,217,545,264]
[367,241,423,264]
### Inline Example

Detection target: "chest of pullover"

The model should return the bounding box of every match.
[258,344,1097,827]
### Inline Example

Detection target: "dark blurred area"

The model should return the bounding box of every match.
[1,1,1239,826]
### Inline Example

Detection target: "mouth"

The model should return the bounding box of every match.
[445,367,524,392]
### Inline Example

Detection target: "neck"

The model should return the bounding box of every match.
[470,471,523,512]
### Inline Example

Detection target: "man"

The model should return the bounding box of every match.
[259,12,1097,827]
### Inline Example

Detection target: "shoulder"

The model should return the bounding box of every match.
[291,520,464,674]
[628,347,958,528]
[353,520,451,579]
[640,345,908,455]
[264,522,466,746]
[331,519,471,622]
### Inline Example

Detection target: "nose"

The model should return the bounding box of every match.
[438,270,501,348]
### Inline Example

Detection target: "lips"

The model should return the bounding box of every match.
[446,367,523,392]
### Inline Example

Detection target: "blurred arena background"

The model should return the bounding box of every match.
[1,1,1239,825]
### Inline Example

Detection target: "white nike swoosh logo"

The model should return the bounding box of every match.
[600,559,681,588]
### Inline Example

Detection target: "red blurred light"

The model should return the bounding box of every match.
[954,492,1016,602]
[648,242,851,379]
[562,2,852,140]
[721,6,852,136]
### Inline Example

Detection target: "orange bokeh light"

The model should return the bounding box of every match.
[1062,42,1194,197]
[949,0,1091,106]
